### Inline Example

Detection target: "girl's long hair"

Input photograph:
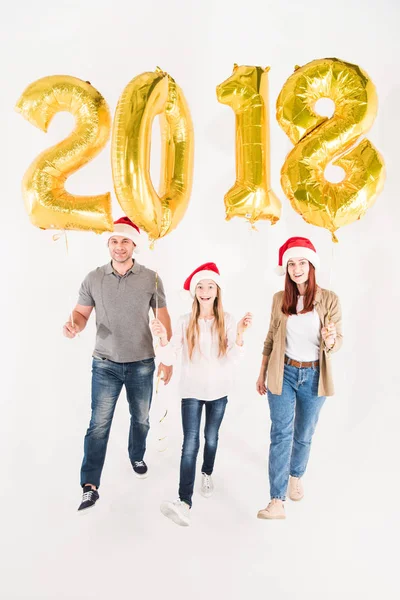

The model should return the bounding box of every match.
[186,286,227,360]
[281,263,317,315]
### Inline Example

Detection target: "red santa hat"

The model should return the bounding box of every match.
[106,217,141,253]
[183,262,222,298]
[276,237,320,275]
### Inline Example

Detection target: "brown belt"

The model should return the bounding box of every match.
[284,356,319,369]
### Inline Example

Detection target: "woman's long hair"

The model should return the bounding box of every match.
[281,263,317,315]
[186,286,227,360]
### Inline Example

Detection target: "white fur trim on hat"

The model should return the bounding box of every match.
[107,224,141,253]
[276,247,320,276]
[189,270,222,298]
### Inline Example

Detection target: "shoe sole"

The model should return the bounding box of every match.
[200,490,213,498]
[289,495,304,501]
[257,512,286,520]
[135,472,148,479]
[77,504,97,514]
[160,503,190,527]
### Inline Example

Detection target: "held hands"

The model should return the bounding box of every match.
[63,321,79,339]
[158,364,173,385]
[151,318,168,345]
[321,322,337,350]
[151,319,172,384]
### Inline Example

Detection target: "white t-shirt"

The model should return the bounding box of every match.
[156,312,243,401]
[285,296,321,362]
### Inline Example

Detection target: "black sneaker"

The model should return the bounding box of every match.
[78,485,99,512]
[133,460,148,478]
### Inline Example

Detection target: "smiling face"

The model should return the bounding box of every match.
[108,236,135,263]
[195,279,218,306]
[287,257,310,286]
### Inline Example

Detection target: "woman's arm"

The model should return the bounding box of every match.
[262,294,277,358]
[322,294,343,354]
[256,295,277,395]
[256,354,269,395]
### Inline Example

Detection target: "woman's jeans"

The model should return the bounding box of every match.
[267,363,326,500]
[179,397,228,508]
[80,357,155,488]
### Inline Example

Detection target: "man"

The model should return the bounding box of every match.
[63,217,172,512]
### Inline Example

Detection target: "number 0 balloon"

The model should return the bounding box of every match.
[111,68,194,243]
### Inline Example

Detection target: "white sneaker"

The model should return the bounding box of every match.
[200,473,214,498]
[160,499,190,527]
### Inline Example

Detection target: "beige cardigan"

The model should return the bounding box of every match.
[262,287,343,397]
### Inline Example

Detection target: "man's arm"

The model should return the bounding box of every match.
[63,305,94,338]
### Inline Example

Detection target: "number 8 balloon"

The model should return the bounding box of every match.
[276,58,385,242]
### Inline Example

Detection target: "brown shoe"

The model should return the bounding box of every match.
[257,499,286,520]
[288,476,304,501]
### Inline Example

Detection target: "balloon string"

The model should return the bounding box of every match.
[53,230,75,328]
[326,241,336,362]
[155,270,159,321]
[327,240,336,323]
[150,240,168,452]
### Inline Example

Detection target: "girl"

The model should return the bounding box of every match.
[256,237,342,520]
[151,262,252,527]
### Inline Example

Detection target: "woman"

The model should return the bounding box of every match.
[256,237,342,520]
[151,262,252,527]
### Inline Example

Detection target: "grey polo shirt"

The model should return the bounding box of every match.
[78,261,167,363]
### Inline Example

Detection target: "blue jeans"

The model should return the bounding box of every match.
[80,357,155,488]
[179,397,228,508]
[267,363,326,500]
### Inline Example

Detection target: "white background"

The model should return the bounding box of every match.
[1,1,399,598]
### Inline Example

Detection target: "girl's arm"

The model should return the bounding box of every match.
[226,314,246,360]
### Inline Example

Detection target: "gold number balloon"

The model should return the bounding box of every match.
[15,76,113,233]
[277,58,385,241]
[111,68,194,242]
[216,64,281,226]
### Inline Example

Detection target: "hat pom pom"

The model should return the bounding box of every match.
[179,289,193,301]
[275,265,286,276]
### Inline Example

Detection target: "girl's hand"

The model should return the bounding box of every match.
[237,312,253,335]
[321,322,337,349]
[256,374,267,395]
[151,318,168,344]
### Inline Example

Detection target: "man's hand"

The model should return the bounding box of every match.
[151,318,168,345]
[158,363,173,385]
[63,321,79,339]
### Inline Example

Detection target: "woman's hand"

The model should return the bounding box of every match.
[237,312,253,335]
[322,322,337,349]
[256,373,267,395]
[151,318,168,345]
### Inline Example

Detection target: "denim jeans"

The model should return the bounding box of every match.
[80,356,155,488]
[179,397,228,508]
[267,363,326,500]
